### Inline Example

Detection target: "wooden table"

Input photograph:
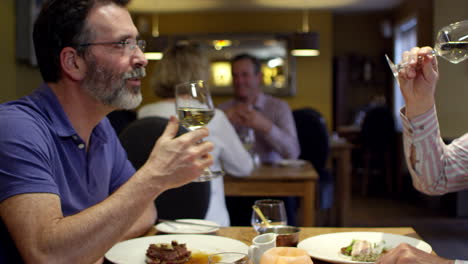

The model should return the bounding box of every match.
[336,125,361,143]
[330,140,354,226]
[142,226,431,264]
[224,163,318,226]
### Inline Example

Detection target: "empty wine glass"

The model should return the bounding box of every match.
[251,199,287,233]
[175,80,224,182]
[386,20,468,78]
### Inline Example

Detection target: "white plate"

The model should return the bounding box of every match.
[277,159,307,167]
[297,231,432,264]
[105,234,249,264]
[156,219,220,234]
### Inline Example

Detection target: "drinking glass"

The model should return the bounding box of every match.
[251,199,287,233]
[209,252,252,264]
[238,127,256,153]
[386,20,468,78]
[238,127,261,167]
[175,80,224,182]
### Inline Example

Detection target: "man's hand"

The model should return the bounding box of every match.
[240,109,272,134]
[142,116,214,190]
[224,103,272,134]
[398,46,439,119]
[375,243,454,264]
[224,103,250,126]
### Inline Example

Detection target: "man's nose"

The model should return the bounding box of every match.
[132,46,148,68]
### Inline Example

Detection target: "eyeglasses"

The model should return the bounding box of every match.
[79,39,146,54]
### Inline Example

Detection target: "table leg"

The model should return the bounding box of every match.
[301,181,315,226]
[334,147,351,226]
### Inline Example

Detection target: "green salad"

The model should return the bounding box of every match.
[340,239,389,262]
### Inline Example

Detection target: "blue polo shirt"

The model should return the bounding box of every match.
[0,84,135,263]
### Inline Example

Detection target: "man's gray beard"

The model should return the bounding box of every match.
[82,63,145,110]
[108,83,143,110]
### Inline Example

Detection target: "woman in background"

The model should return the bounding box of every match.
[138,43,254,226]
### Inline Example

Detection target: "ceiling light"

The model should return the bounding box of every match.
[290,32,320,56]
[145,52,163,60]
[213,39,232,50]
[143,14,168,60]
[267,57,284,68]
[144,35,168,60]
[290,10,320,57]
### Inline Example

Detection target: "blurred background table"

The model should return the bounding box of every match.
[224,163,318,226]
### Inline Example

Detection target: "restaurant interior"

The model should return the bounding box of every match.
[1,0,468,261]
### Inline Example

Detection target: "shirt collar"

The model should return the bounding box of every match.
[33,84,76,138]
[34,84,108,143]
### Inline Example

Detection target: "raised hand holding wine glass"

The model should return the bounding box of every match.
[386,20,468,78]
[175,80,224,182]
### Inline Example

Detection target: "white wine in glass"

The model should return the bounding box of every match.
[175,80,224,182]
[178,108,215,130]
[386,20,468,77]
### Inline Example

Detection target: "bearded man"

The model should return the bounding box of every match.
[0,0,213,263]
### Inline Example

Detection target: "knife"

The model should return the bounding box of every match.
[158,219,221,229]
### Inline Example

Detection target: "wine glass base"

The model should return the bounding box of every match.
[193,170,225,182]
[385,54,399,78]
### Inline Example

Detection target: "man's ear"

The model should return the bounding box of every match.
[60,47,86,81]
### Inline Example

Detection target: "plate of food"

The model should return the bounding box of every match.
[105,234,249,264]
[297,232,432,264]
[156,219,221,234]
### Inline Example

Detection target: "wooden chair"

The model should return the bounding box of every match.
[293,108,334,210]
[359,105,397,196]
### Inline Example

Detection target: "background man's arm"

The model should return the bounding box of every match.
[248,103,300,159]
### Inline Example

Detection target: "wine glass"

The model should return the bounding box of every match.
[251,199,287,233]
[238,127,256,153]
[386,20,468,78]
[238,127,261,167]
[175,80,224,182]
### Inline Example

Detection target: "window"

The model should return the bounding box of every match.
[393,17,417,131]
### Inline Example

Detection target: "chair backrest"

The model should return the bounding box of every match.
[107,110,137,135]
[293,108,334,210]
[360,105,396,151]
[119,117,211,220]
[293,108,330,171]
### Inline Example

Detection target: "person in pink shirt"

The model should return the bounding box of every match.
[218,53,300,164]
[376,47,468,264]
